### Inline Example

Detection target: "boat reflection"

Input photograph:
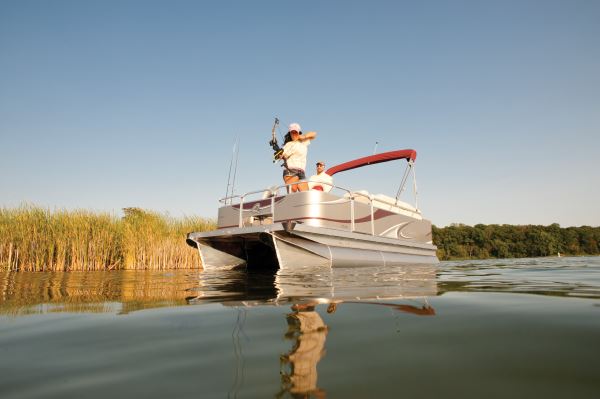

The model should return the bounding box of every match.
[194,264,437,399]
[189,264,437,307]
[274,297,435,398]
[279,303,329,398]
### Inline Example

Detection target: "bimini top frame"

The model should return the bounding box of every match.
[325,149,416,176]
[325,149,419,210]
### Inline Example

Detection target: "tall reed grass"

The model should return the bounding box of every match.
[0,205,216,271]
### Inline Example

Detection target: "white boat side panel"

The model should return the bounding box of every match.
[272,238,331,269]
[197,242,245,269]
[292,232,436,257]
[290,224,437,251]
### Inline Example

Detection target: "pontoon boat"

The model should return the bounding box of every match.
[186,149,438,269]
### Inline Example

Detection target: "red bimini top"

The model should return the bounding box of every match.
[325,149,417,176]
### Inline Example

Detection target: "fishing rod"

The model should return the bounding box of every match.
[224,137,239,204]
[231,136,240,201]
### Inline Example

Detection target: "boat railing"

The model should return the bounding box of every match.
[220,182,377,235]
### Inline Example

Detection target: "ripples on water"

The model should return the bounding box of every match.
[1,256,599,398]
[439,256,600,298]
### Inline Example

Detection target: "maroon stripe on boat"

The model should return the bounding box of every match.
[218,209,398,228]
[231,196,285,210]
[274,208,396,224]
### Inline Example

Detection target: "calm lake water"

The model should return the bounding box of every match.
[1,256,599,398]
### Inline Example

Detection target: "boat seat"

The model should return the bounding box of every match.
[261,186,279,199]
[373,194,418,213]
[345,191,422,219]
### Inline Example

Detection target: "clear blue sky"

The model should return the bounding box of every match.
[1,0,599,227]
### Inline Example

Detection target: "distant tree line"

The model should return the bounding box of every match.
[432,223,600,260]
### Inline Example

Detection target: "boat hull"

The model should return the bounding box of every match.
[187,222,438,270]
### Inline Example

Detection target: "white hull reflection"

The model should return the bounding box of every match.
[187,263,437,308]
[189,263,438,398]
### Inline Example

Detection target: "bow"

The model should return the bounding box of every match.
[269,117,283,162]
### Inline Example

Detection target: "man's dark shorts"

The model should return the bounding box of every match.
[283,168,306,180]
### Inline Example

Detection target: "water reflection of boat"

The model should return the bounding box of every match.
[279,303,329,398]
[187,149,438,270]
[209,266,438,399]
[189,264,438,398]
[274,299,435,398]
[188,264,438,307]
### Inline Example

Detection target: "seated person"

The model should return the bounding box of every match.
[261,185,279,199]
[308,161,333,192]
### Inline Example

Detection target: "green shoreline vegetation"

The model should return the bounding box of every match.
[1,206,598,270]
[433,223,600,260]
[0,206,215,271]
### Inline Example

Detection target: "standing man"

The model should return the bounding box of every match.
[308,161,333,192]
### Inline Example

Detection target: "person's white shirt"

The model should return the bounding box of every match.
[308,172,333,192]
[282,140,310,171]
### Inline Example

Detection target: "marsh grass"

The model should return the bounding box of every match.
[0,205,216,271]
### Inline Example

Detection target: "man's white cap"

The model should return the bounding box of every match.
[288,123,301,132]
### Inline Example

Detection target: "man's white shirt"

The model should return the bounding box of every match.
[308,172,333,192]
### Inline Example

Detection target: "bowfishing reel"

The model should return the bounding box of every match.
[270,139,284,161]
